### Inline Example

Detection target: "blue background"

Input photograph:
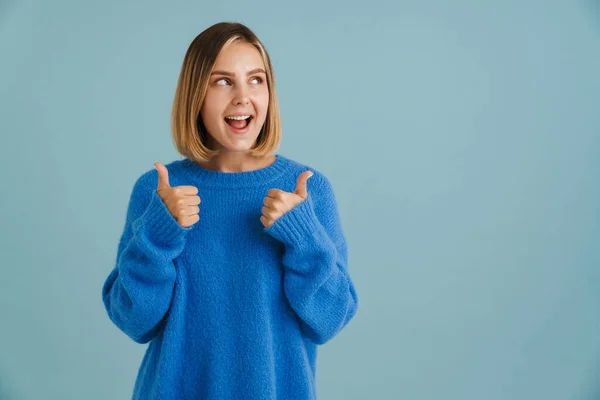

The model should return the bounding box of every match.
[1,0,599,399]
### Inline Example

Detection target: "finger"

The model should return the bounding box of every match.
[154,162,170,190]
[187,205,200,216]
[260,215,270,228]
[176,185,199,196]
[263,196,274,207]
[181,214,200,227]
[267,188,284,198]
[294,170,313,198]
[262,206,278,218]
[186,195,201,206]
[263,199,281,213]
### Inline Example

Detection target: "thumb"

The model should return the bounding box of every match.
[154,162,170,190]
[294,170,313,199]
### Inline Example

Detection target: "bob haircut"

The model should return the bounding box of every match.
[171,22,281,163]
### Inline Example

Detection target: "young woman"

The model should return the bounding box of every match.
[101,21,359,400]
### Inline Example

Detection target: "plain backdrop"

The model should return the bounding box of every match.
[1,0,599,399]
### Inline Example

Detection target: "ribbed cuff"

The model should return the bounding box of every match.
[264,194,332,252]
[135,190,192,246]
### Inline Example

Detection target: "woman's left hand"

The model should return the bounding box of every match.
[260,171,313,229]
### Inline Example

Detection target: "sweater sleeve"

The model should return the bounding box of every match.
[101,172,192,344]
[263,172,359,345]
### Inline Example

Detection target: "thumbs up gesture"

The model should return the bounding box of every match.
[154,162,201,228]
[260,171,313,229]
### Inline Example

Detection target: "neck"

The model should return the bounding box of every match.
[198,152,276,173]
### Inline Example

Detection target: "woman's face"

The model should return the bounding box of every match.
[200,41,270,152]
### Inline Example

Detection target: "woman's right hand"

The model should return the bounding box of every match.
[154,162,201,228]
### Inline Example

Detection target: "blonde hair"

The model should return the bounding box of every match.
[171,22,282,163]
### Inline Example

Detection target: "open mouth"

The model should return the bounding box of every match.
[224,116,253,130]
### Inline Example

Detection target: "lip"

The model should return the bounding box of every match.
[225,115,253,135]
[224,113,254,117]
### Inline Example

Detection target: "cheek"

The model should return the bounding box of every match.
[257,91,270,116]
[200,99,222,127]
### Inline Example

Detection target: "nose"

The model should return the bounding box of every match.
[232,85,250,106]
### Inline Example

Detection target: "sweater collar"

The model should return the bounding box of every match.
[177,154,289,189]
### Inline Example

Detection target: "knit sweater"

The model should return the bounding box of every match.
[101,153,359,400]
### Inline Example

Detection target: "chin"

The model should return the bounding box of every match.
[219,135,260,152]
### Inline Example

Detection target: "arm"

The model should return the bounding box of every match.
[264,173,358,345]
[101,172,192,343]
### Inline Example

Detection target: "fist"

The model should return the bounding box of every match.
[154,162,201,228]
[260,170,313,229]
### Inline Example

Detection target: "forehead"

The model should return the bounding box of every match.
[213,41,265,71]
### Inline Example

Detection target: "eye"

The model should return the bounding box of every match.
[216,78,231,86]
[251,76,264,84]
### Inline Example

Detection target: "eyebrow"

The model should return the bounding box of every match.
[210,68,266,77]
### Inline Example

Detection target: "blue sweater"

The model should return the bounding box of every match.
[101,154,359,400]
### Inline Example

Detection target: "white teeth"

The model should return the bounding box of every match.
[225,115,251,120]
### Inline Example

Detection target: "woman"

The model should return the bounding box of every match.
[101,21,359,400]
